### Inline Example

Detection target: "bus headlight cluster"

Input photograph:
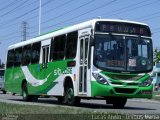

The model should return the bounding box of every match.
[139,77,153,87]
[92,73,110,85]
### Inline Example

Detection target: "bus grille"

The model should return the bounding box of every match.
[114,88,136,94]
[111,82,138,86]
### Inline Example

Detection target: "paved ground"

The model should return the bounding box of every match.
[0,92,160,114]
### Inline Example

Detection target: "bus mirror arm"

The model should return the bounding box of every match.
[90,35,94,46]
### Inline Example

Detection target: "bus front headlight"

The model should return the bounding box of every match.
[139,77,153,87]
[92,73,110,85]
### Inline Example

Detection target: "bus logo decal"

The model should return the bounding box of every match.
[21,66,48,86]
[54,68,72,76]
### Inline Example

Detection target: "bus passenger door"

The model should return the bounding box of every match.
[40,39,51,94]
[79,36,89,95]
[42,45,50,78]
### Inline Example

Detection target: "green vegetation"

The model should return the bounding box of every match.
[0,102,92,114]
[154,49,160,63]
[0,102,93,120]
[0,100,159,120]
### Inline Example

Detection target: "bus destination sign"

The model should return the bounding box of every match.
[95,21,151,37]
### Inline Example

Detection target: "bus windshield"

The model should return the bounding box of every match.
[94,34,152,73]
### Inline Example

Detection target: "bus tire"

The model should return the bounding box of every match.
[32,96,38,102]
[64,85,74,105]
[57,96,64,104]
[2,90,6,94]
[112,98,127,109]
[64,82,80,106]
[22,82,33,102]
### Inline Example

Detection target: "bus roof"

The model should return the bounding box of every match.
[8,19,149,50]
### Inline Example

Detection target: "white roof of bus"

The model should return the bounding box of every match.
[8,18,148,50]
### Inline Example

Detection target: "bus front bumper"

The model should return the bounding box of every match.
[91,81,153,99]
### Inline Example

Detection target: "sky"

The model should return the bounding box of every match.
[0,0,160,63]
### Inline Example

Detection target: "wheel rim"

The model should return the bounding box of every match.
[67,88,74,102]
[23,91,27,98]
[22,83,27,99]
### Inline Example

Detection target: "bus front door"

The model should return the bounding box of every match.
[79,36,89,95]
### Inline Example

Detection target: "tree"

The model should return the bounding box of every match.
[154,49,160,63]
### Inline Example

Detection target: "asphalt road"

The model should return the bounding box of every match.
[0,92,160,114]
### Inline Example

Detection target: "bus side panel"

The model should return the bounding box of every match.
[26,60,73,96]
[27,64,46,95]
[5,67,24,94]
[46,60,76,96]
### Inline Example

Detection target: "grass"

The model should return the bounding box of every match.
[0,102,94,114]
[0,102,142,120]
[0,102,94,120]
[0,93,160,120]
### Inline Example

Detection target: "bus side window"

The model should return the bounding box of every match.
[7,50,15,68]
[22,45,31,65]
[50,38,54,61]
[66,31,78,59]
[14,47,22,67]
[52,35,66,61]
[31,42,41,64]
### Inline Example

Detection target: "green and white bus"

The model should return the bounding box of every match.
[4,19,153,108]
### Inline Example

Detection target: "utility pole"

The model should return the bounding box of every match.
[21,21,28,41]
[39,0,41,35]
[0,59,1,68]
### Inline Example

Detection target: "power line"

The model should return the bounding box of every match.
[0,0,38,30]
[42,0,96,24]
[133,10,160,21]
[7,0,152,31]
[1,0,160,41]
[0,0,21,12]
[14,0,93,30]
[23,0,76,29]
[103,0,159,18]
[43,0,118,30]
[0,0,29,17]
[0,0,76,38]
[0,0,155,39]
[2,0,38,18]
[10,0,74,30]
[4,0,154,31]
[43,0,152,29]
[0,0,54,26]
[43,0,74,14]
[44,0,158,30]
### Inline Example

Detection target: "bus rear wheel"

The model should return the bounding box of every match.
[2,90,6,94]
[22,82,33,101]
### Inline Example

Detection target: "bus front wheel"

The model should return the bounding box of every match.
[64,83,80,105]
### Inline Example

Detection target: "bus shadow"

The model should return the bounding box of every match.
[8,97,156,111]
[78,102,156,111]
